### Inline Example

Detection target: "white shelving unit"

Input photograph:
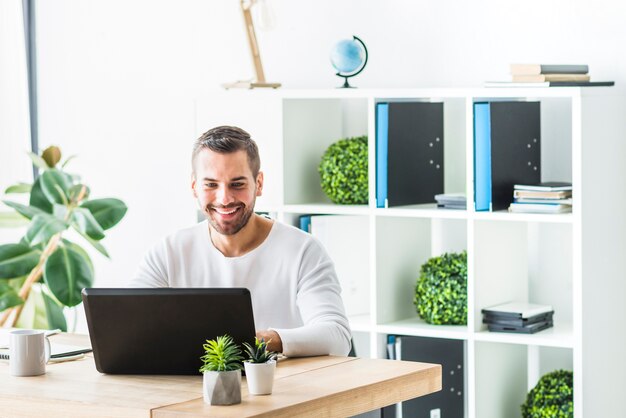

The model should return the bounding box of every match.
[195,87,626,418]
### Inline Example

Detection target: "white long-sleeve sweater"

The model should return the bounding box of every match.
[130,220,352,357]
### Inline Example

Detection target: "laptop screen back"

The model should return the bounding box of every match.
[82,288,256,375]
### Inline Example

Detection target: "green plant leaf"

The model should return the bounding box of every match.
[0,211,29,228]
[62,239,94,275]
[199,334,243,372]
[69,184,90,202]
[44,245,94,307]
[2,200,47,220]
[72,226,110,258]
[0,243,41,279]
[40,169,72,205]
[71,207,105,240]
[80,198,128,230]
[4,183,32,194]
[52,203,69,220]
[61,154,77,169]
[0,282,24,311]
[28,152,49,170]
[42,289,67,331]
[30,177,53,213]
[15,284,50,329]
[25,213,67,246]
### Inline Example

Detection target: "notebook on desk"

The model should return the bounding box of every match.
[82,288,256,375]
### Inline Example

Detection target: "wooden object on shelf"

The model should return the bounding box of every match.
[0,333,441,417]
[222,0,281,90]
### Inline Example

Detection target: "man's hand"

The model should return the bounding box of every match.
[256,329,283,353]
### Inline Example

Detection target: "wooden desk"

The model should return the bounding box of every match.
[0,334,441,417]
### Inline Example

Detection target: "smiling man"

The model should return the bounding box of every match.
[131,126,351,356]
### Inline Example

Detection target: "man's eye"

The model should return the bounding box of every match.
[232,183,245,188]
[204,183,217,188]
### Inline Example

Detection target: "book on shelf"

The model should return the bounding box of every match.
[514,197,572,205]
[485,80,615,88]
[482,301,554,333]
[474,101,541,211]
[435,193,467,210]
[513,189,572,199]
[509,202,572,213]
[376,101,444,208]
[298,215,312,233]
[514,181,572,191]
[510,64,589,75]
[512,74,590,82]
[382,335,464,418]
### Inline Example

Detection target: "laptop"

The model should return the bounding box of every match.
[82,288,256,375]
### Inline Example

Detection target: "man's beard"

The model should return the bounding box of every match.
[205,200,255,236]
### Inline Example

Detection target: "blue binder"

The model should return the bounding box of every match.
[473,102,492,211]
[376,103,389,208]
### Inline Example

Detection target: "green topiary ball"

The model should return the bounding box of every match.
[521,370,573,418]
[318,136,368,204]
[414,251,467,325]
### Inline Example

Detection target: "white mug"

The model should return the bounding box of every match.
[9,329,51,377]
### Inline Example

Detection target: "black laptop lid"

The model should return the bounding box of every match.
[82,288,256,375]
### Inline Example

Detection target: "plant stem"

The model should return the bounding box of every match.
[1,233,62,328]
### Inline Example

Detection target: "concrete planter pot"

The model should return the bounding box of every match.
[243,360,276,395]
[202,370,242,405]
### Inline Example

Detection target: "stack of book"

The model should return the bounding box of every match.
[509,182,572,214]
[485,64,614,87]
[510,64,591,83]
[482,302,554,334]
[435,193,466,210]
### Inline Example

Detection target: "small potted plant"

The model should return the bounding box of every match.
[242,337,277,395]
[199,334,244,405]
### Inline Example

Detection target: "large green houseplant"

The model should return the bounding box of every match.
[0,146,127,330]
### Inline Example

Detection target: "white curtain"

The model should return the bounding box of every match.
[0,0,32,241]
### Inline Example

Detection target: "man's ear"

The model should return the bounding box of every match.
[191,173,198,198]
[256,171,264,197]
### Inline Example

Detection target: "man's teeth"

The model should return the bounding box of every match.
[215,207,238,215]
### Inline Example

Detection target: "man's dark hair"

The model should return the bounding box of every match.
[192,126,261,177]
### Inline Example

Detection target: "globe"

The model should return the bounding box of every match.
[330,39,365,73]
[329,36,368,88]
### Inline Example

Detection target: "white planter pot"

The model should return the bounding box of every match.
[244,360,276,395]
[203,370,242,405]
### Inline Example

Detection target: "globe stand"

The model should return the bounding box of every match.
[334,35,368,89]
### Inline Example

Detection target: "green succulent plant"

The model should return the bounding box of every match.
[318,136,368,205]
[200,334,244,372]
[0,146,127,330]
[414,251,467,325]
[243,337,276,364]
[521,370,573,418]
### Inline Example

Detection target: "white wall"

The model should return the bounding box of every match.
[2,0,625,328]
[0,0,32,244]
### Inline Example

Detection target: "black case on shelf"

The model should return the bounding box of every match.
[489,101,541,211]
[382,335,464,418]
[387,102,444,206]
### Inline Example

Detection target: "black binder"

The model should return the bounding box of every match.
[387,102,444,206]
[490,101,541,211]
[382,335,464,418]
